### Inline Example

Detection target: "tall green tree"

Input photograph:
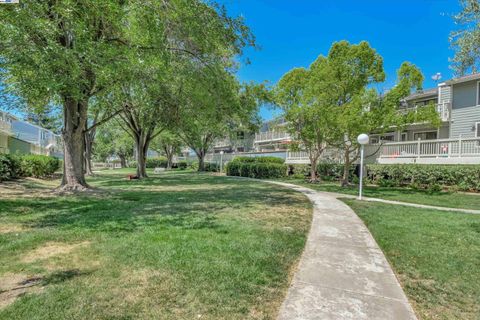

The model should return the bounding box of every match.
[0,0,253,190]
[275,66,334,182]
[150,131,183,170]
[450,0,480,75]
[94,120,134,168]
[176,70,261,171]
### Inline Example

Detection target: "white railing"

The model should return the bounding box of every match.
[379,137,480,159]
[254,131,291,143]
[399,102,450,122]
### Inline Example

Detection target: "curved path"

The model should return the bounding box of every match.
[268,181,417,320]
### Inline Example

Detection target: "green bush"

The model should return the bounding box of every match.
[288,164,310,177]
[367,164,480,192]
[20,155,60,178]
[0,154,22,181]
[177,160,188,170]
[204,162,219,172]
[145,157,168,168]
[316,162,355,180]
[230,156,285,164]
[226,157,287,179]
[0,154,59,180]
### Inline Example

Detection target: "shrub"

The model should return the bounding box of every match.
[226,157,287,179]
[316,162,355,180]
[287,164,310,177]
[177,160,188,170]
[0,154,59,180]
[204,162,219,172]
[145,157,168,168]
[20,155,60,178]
[230,156,285,164]
[0,154,22,181]
[367,164,480,192]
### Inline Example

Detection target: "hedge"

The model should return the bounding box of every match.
[230,156,285,164]
[317,162,355,181]
[367,164,480,191]
[226,156,287,179]
[146,157,168,168]
[0,154,60,181]
[177,160,188,170]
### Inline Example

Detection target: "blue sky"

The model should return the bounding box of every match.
[220,0,461,120]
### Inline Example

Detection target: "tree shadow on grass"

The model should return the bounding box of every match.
[0,182,305,234]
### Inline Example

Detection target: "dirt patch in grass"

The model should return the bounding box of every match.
[22,241,91,264]
[0,224,27,234]
[0,273,43,309]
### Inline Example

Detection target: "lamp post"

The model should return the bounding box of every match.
[357,134,369,200]
[219,150,224,173]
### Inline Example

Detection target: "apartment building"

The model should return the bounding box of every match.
[0,110,63,158]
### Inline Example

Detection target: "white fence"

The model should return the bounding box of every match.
[378,137,480,164]
[92,162,123,169]
[254,131,291,143]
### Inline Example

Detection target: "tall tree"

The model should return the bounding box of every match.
[176,70,261,171]
[150,131,183,170]
[0,0,253,190]
[94,120,133,168]
[316,41,386,186]
[450,0,480,75]
[275,66,333,182]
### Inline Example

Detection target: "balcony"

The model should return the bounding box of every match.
[254,131,292,144]
[399,102,450,122]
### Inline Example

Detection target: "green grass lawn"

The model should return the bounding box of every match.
[281,178,480,210]
[0,170,312,319]
[343,199,480,320]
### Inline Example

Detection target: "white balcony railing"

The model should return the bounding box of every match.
[379,137,480,159]
[285,137,480,164]
[399,102,450,122]
[254,131,291,143]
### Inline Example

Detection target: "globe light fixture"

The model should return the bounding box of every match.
[357,134,369,200]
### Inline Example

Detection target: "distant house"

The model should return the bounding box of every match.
[0,110,63,158]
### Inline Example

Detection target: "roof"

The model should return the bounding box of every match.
[404,87,438,101]
[444,72,480,85]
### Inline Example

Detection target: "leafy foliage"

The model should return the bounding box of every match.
[0,154,59,180]
[367,164,480,191]
[450,0,480,75]
[226,157,287,178]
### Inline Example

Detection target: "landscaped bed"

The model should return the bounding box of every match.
[0,170,312,319]
[343,199,480,320]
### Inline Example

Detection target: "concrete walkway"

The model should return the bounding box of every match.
[268,181,417,320]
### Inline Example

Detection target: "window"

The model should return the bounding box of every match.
[413,131,437,141]
[236,131,245,140]
[401,132,408,141]
[381,134,395,142]
[476,122,480,138]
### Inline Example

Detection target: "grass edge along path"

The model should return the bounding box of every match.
[343,199,480,320]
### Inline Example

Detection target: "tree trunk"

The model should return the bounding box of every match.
[309,153,320,183]
[84,128,95,176]
[164,146,173,170]
[60,98,89,191]
[341,148,351,187]
[119,154,127,168]
[135,134,150,179]
[197,150,205,171]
